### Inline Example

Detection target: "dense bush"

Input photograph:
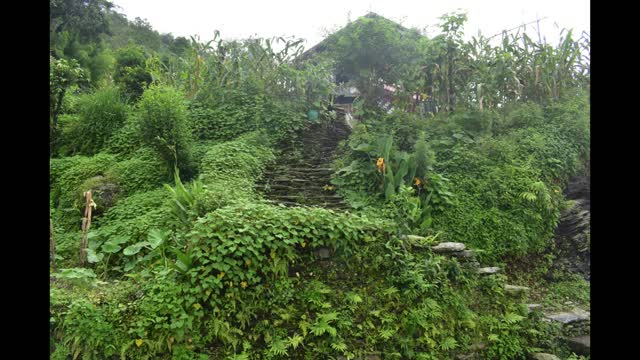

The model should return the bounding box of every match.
[188,202,390,291]
[334,96,589,261]
[190,132,276,213]
[105,114,144,157]
[189,91,307,144]
[94,188,173,243]
[106,148,170,196]
[72,87,129,155]
[51,200,546,359]
[431,97,588,259]
[114,44,152,101]
[199,131,274,184]
[137,85,195,178]
[188,96,258,142]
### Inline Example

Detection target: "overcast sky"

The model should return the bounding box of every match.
[111,0,589,48]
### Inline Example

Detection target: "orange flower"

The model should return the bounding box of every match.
[376,157,386,173]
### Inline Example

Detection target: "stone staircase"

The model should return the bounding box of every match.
[257,120,351,210]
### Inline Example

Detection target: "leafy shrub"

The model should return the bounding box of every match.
[105,114,144,157]
[189,132,276,212]
[114,44,152,101]
[495,101,545,132]
[106,147,170,196]
[188,202,389,292]
[188,97,258,141]
[137,85,195,177]
[451,108,499,135]
[95,188,173,243]
[190,92,307,144]
[71,87,129,155]
[56,297,120,359]
[199,131,274,184]
[433,146,560,259]
[50,279,139,359]
[428,99,588,259]
[55,114,83,156]
[84,188,174,275]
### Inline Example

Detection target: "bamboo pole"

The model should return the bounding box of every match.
[79,191,95,266]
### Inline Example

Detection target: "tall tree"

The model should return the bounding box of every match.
[50,56,86,156]
[50,0,114,52]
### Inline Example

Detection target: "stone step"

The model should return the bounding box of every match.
[401,234,429,241]
[526,304,543,313]
[259,184,333,191]
[450,250,476,259]
[266,199,349,209]
[462,260,481,268]
[544,309,590,324]
[271,167,333,173]
[504,284,530,295]
[265,190,337,197]
[270,178,317,183]
[266,169,333,175]
[263,186,333,193]
[529,353,561,360]
[564,335,590,356]
[268,194,343,200]
[265,172,331,178]
[476,267,501,275]
[432,242,466,253]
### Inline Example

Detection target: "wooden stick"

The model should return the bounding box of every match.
[79,191,94,266]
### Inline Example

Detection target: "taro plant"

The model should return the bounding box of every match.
[122,227,194,274]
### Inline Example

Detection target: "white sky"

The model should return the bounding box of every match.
[112,0,589,48]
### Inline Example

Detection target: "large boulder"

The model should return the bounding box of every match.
[78,175,120,216]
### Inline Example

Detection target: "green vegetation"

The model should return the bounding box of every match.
[50,4,589,359]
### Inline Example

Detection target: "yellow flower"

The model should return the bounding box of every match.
[240,281,248,289]
[135,339,143,347]
[413,177,422,187]
[376,157,386,173]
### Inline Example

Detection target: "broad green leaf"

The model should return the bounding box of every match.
[101,243,122,254]
[86,248,104,264]
[106,236,129,246]
[147,229,166,249]
[123,242,151,256]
